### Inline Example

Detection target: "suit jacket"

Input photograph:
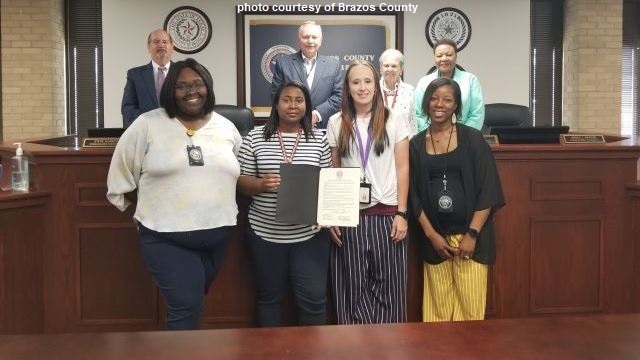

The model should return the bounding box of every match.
[121,62,173,127]
[271,51,343,128]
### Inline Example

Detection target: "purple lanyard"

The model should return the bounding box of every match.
[354,120,372,181]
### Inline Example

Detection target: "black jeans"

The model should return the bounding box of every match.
[138,223,231,330]
[246,228,330,327]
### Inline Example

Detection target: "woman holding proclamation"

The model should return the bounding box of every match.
[414,38,485,132]
[107,58,242,330]
[409,77,504,322]
[237,81,332,327]
[327,60,410,324]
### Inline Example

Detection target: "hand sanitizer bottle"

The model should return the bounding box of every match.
[11,143,29,192]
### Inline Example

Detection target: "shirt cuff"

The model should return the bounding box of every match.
[313,110,322,123]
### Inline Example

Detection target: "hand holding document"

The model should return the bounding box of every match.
[275,164,360,227]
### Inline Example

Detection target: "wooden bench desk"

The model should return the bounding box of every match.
[1,314,639,359]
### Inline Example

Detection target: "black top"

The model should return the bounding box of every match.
[425,148,468,234]
[409,124,505,264]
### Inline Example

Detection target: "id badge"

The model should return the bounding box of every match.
[187,145,204,166]
[359,182,372,204]
[437,189,454,213]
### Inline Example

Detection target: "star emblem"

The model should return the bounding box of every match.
[426,8,471,51]
[443,24,455,37]
[181,21,196,37]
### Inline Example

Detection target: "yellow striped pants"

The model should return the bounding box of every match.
[422,234,488,322]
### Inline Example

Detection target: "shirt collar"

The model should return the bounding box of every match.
[380,79,401,92]
[152,61,170,71]
[301,53,317,63]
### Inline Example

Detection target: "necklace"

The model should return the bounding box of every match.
[429,125,456,213]
[429,125,454,155]
[429,125,454,144]
[178,113,209,132]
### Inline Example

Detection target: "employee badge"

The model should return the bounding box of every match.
[437,189,454,213]
[359,182,372,204]
[187,145,204,166]
[437,176,453,213]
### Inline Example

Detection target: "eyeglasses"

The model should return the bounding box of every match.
[175,81,206,92]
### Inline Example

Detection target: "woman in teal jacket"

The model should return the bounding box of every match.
[415,38,485,132]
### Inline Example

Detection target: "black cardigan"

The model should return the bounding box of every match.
[409,124,505,264]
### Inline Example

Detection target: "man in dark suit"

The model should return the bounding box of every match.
[271,21,343,129]
[121,29,174,127]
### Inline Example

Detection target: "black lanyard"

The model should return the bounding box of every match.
[429,125,455,191]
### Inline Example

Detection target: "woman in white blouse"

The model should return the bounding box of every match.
[327,61,409,324]
[107,58,242,330]
[379,48,417,136]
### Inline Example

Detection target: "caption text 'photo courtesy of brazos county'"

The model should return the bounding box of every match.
[236,3,419,14]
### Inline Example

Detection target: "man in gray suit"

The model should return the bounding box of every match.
[271,21,343,129]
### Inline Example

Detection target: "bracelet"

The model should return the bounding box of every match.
[395,210,408,219]
[467,228,479,239]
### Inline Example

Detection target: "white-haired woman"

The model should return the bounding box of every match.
[379,48,417,136]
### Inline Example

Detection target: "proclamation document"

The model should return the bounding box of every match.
[316,168,359,227]
[276,164,359,227]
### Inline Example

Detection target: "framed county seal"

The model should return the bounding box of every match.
[260,44,297,84]
[425,7,472,51]
[164,6,212,54]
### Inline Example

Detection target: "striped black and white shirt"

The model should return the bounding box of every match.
[238,126,331,243]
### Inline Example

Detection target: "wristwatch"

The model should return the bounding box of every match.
[467,228,479,239]
[395,210,408,219]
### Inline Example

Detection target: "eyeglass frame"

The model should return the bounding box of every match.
[174,81,207,93]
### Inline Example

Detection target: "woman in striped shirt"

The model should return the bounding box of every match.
[237,81,332,327]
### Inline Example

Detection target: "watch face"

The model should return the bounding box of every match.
[468,229,479,238]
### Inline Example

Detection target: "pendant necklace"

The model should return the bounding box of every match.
[430,125,455,213]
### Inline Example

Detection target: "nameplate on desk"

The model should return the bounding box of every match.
[560,134,605,144]
[82,137,120,148]
[484,135,499,146]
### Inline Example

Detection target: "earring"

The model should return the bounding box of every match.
[451,113,457,124]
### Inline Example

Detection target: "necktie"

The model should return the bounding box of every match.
[306,59,316,76]
[156,66,166,103]
[305,59,316,87]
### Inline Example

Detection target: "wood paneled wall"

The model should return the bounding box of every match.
[1,138,640,334]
